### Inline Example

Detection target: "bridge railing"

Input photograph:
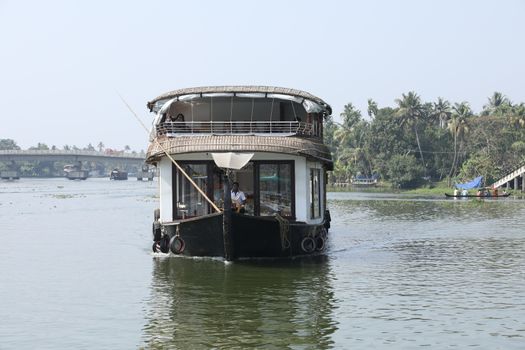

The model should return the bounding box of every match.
[492,163,525,188]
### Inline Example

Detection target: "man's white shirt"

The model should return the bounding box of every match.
[231,190,246,204]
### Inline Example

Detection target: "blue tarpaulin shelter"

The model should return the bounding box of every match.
[455,176,483,190]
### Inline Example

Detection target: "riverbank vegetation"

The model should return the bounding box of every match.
[325,92,525,189]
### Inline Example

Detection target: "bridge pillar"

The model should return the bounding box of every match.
[522,174,524,192]
[514,177,518,190]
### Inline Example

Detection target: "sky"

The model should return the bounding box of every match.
[1,0,524,151]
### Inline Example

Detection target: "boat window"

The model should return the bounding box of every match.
[162,97,307,123]
[211,97,232,122]
[172,161,295,219]
[191,98,211,122]
[212,166,225,209]
[251,99,278,121]
[231,98,253,121]
[310,168,321,219]
[233,163,255,215]
[259,162,293,217]
[174,163,209,219]
[281,100,306,122]
[168,101,192,121]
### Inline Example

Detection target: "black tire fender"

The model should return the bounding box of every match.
[152,222,162,241]
[159,235,170,253]
[169,236,185,254]
[315,235,325,251]
[152,242,160,253]
[301,237,315,253]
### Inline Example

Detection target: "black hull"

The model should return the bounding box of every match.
[1,171,20,180]
[110,173,128,180]
[445,193,510,198]
[153,213,328,259]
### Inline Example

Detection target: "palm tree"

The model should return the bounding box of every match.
[97,142,104,152]
[340,103,362,129]
[482,92,511,116]
[509,103,525,128]
[395,92,426,170]
[447,102,473,180]
[333,103,362,148]
[433,97,451,129]
[367,99,378,118]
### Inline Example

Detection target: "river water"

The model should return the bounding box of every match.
[1,179,524,349]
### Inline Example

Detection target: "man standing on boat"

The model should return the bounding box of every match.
[231,182,246,213]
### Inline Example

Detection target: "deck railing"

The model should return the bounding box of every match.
[156,121,319,137]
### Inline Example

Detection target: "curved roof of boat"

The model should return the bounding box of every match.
[147,85,332,115]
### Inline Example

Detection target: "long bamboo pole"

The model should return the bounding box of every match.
[118,93,221,213]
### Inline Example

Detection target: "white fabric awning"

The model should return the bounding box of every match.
[211,152,254,170]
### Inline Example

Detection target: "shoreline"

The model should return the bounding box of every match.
[327,184,523,197]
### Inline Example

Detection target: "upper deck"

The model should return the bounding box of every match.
[147,86,332,139]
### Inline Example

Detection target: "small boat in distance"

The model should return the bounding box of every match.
[136,164,154,181]
[350,174,379,187]
[445,176,509,198]
[0,170,20,180]
[64,163,88,180]
[110,169,128,180]
[445,192,510,198]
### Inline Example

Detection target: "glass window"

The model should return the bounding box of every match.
[172,161,295,219]
[210,97,232,122]
[231,97,252,121]
[310,168,321,219]
[212,165,225,209]
[191,98,211,122]
[280,101,306,122]
[174,163,209,219]
[259,162,293,217]
[233,163,254,215]
[168,101,191,121]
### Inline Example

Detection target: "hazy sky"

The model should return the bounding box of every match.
[1,0,524,151]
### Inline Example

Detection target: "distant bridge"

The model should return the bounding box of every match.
[0,150,147,176]
[0,149,145,163]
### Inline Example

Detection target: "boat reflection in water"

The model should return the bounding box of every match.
[141,256,337,349]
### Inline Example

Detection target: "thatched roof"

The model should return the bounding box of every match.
[147,86,332,115]
[146,135,333,170]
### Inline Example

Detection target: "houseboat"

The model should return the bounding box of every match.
[110,168,128,180]
[146,86,333,260]
[64,163,89,180]
[1,170,20,180]
[350,174,379,187]
[137,164,155,181]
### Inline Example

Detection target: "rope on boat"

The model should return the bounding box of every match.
[274,214,290,251]
[117,92,221,213]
